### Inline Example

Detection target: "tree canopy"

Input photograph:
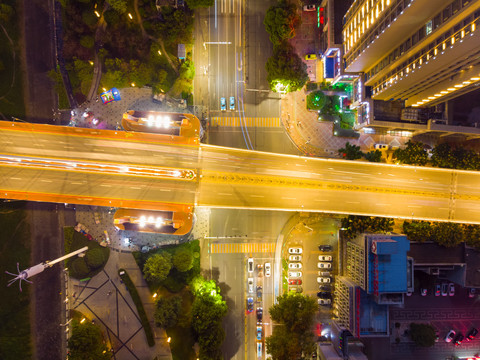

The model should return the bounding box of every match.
[173,248,194,272]
[364,150,382,162]
[409,323,436,347]
[266,41,308,93]
[185,0,214,9]
[154,295,182,329]
[338,142,363,160]
[263,1,300,45]
[68,319,110,360]
[341,215,394,239]
[393,140,428,165]
[143,252,172,283]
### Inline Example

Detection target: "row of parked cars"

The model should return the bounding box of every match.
[445,327,478,346]
[288,247,303,293]
[316,245,334,306]
[220,96,235,111]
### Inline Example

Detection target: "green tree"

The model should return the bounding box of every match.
[80,35,95,49]
[432,222,464,247]
[409,323,436,347]
[306,91,327,110]
[108,0,127,13]
[338,142,363,160]
[173,248,194,272]
[266,41,308,93]
[464,224,480,248]
[143,252,172,283]
[84,248,105,269]
[263,1,300,45]
[70,257,90,279]
[0,3,14,23]
[265,326,301,360]
[364,150,382,162]
[153,6,194,46]
[402,221,433,242]
[341,215,394,239]
[154,296,182,329]
[68,319,110,360]
[185,0,214,8]
[393,140,428,165]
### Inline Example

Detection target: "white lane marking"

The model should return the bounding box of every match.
[10,177,21,180]
[346,201,360,204]
[70,182,83,185]
[130,187,142,190]
[249,195,264,198]
[376,203,389,206]
[281,197,296,200]
[218,193,232,196]
[100,184,111,187]
[315,199,328,202]
[40,179,52,183]
[159,189,172,192]
[407,205,421,208]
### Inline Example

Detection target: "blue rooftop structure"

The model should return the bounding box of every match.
[366,235,410,295]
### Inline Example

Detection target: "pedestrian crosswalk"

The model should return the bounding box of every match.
[211,117,281,127]
[210,242,276,254]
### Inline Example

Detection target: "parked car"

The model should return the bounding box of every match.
[289,286,303,293]
[247,297,254,313]
[256,307,263,323]
[303,4,316,11]
[229,96,235,110]
[248,258,254,273]
[317,262,332,269]
[466,328,478,341]
[256,341,262,358]
[256,286,262,301]
[318,298,331,306]
[435,284,441,296]
[318,255,332,261]
[441,283,448,296]
[289,247,303,254]
[288,271,302,278]
[318,271,330,277]
[305,54,317,60]
[256,326,262,340]
[448,283,455,296]
[445,330,456,343]
[220,97,226,110]
[248,278,254,293]
[288,279,302,285]
[289,255,302,262]
[406,290,413,296]
[319,285,332,292]
[454,333,464,346]
[317,277,331,283]
[469,288,476,298]
[318,245,333,251]
[288,262,302,269]
[421,288,427,296]
[265,262,271,277]
[374,143,389,150]
[317,291,330,298]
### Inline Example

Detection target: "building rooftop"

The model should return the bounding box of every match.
[359,290,388,336]
[465,247,480,288]
[408,242,465,265]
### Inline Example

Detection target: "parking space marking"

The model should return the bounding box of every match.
[210,242,276,253]
[211,117,281,127]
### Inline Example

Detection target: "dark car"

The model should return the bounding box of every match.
[247,297,254,313]
[318,245,333,252]
[319,285,332,292]
[256,286,262,302]
[466,328,478,341]
[256,307,263,323]
[454,333,464,346]
[317,291,330,298]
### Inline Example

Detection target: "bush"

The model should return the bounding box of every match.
[80,35,95,49]
[409,323,436,347]
[154,296,182,328]
[70,257,90,279]
[118,269,155,346]
[173,248,194,272]
[85,248,105,269]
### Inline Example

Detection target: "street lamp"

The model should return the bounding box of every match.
[167,337,171,343]
[153,293,157,298]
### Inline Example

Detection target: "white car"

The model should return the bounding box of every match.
[318,255,332,261]
[288,247,303,254]
[248,258,254,273]
[248,278,254,293]
[265,263,271,277]
[288,263,302,269]
[288,271,302,278]
[289,255,302,262]
[318,298,331,305]
[317,277,331,283]
[317,262,332,269]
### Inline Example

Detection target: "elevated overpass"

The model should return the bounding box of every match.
[1,121,480,224]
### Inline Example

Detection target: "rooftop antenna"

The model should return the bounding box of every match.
[5,246,88,291]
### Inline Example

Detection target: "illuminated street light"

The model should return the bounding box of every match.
[128,13,133,20]
[88,61,94,66]
[155,217,163,228]
[153,293,158,298]
[94,11,100,18]
[158,50,162,55]
[139,215,146,228]
[131,83,135,87]
[167,337,171,343]
[80,318,86,324]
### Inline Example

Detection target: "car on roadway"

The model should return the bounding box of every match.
[289,255,302,262]
[441,283,448,296]
[305,54,317,60]
[256,307,263,323]
[248,278,254,293]
[466,328,478,341]
[318,298,331,306]
[229,96,235,110]
[289,279,302,285]
[318,245,333,252]
[220,97,226,110]
[445,329,456,343]
[256,286,262,302]
[318,255,332,261]
[448,283,455,296]
[421,288,427,296]
[469,288,476,298]
[247,297,254,313]
[248,258,254,273]
[454,333,464,346]
[256,342,262,358]
[288,271,302,278]
[289,247,303,254]
[435,284,441,296]
[265,262,271,277]
[318,262,332,269]
[256,326,262,340]
[303,4,316,11]
[288,262,302,269]
[317,277,331,283]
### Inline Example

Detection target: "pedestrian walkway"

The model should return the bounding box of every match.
[210,242,275,254]
[211,116,281,127]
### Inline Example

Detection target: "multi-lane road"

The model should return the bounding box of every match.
[2,121,480,223]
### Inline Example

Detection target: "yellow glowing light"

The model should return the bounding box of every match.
[447,87,456,91]
[440,91,448,94]
[454,84,464,88]
[94,11,100,18]
[434,94,441,97]
[442,42,446,50]
[89,61,94,66]
[80,318,86,324]
[471,77,480,81]
[463,81,471,85]
[158,50,162,55]
[131,83,135,87]
[451,37,455,45]
[153,293,157,298]
[434,48,438,56]
[472,23,476,32]
[428,97,435,100]
[128,13,133,19]
[461,30,465,38]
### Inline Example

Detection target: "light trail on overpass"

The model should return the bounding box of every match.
[2,121,480,224]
